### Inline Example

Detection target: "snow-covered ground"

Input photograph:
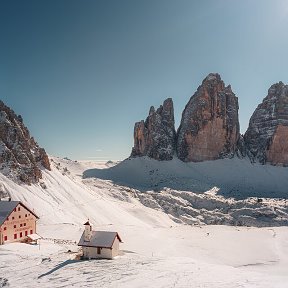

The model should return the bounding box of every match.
[0,157,288,287]
[84,157,288,199]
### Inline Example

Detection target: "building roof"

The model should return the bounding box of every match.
[0,201,39,226]
[27,233,42,241]
[0,201,18,226]
[78,231,122,248]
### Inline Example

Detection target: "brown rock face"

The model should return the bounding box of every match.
[244,82,288,165]
[0,100,51,184]
[131,98,176,160]
[177,73,240,162]
[266,125,288,165]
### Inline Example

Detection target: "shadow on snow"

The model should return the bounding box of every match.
[83,157,288,200]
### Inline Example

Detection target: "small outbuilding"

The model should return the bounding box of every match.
[78,221,122,260]
[25,233,42,244]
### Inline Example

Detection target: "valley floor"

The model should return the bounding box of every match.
[1,225,288,288]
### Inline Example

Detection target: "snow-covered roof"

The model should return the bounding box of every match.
[27,233,42,241]
[0,201,39,226]
[78,231,122,248]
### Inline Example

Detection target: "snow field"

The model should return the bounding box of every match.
[0,157,288,287]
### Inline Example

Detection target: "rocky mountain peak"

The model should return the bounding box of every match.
[149,106,155,115]
[244,82,288,165]
[202,72,222,83]
[176,73,240,162]
[0,100,51,184]
[129,74,288,167]
[131,98,176,160]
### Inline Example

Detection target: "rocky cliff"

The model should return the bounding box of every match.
[130,74,288,166]
[176,73,240,162]
[244,82,288,166]
[131,98,176,160]
[0,100,51,184]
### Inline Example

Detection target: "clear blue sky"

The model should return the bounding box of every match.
[1,0,288,160]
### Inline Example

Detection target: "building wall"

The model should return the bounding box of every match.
[82,238,120,259]
[0,203,37,244]
[83,246,113,259]
[111,238,120,258]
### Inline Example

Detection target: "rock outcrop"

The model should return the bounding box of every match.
[130,74,288,166]
[244,82,288,166]
[0,100,51,184]
[176,73,240,162]
[131,98,176,160]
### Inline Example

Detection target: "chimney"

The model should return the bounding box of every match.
[83,220,92,242]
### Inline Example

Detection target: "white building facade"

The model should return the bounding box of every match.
[78,221,122,260]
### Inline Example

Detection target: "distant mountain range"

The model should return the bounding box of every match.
[131,73,288,166]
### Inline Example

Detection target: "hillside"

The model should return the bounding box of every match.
[84,156,288,199]
[0,100,50,185]
[0,157,288,287]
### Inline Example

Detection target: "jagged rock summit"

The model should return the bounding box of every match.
[131,98,176,160]
[0,100,51,184]
[177,73,240,162]
[245,82,288,166]
[130,74,288,167]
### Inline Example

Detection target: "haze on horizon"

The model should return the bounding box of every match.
[1,0,288,160]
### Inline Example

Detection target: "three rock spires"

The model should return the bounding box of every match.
[131,73,288,166]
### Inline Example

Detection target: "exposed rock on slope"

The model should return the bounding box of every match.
[177,73,240,162]
[0,100,51,184]
[131,98,176,160]
[244,82,288,165]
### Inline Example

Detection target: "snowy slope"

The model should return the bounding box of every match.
[0,157,288,287]
[82,157,288,226]
[2,157,174,231]
[84,157,288,199]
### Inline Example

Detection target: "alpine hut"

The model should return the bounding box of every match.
[78,221,122,260]
[0,200,39,245]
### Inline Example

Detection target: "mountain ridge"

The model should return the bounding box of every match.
[0,100,51,184]
[131,73,288,166]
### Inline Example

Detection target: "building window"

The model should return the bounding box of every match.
[30,230,33,234]
[14,234,17,239]
[25,231,28,236]
[20,232,22,238]
[97,247,101,254]
[18,207,20,211]
[20,224,23,227]
[4,236,7,241]
[25,214,27,217]
[7,217,9,221]
[4,227,7,231]
[12,217,14,220]
[14,225,16,228]
[24,223,26,226]
[19,215,21,219]
[14,208,16,212]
